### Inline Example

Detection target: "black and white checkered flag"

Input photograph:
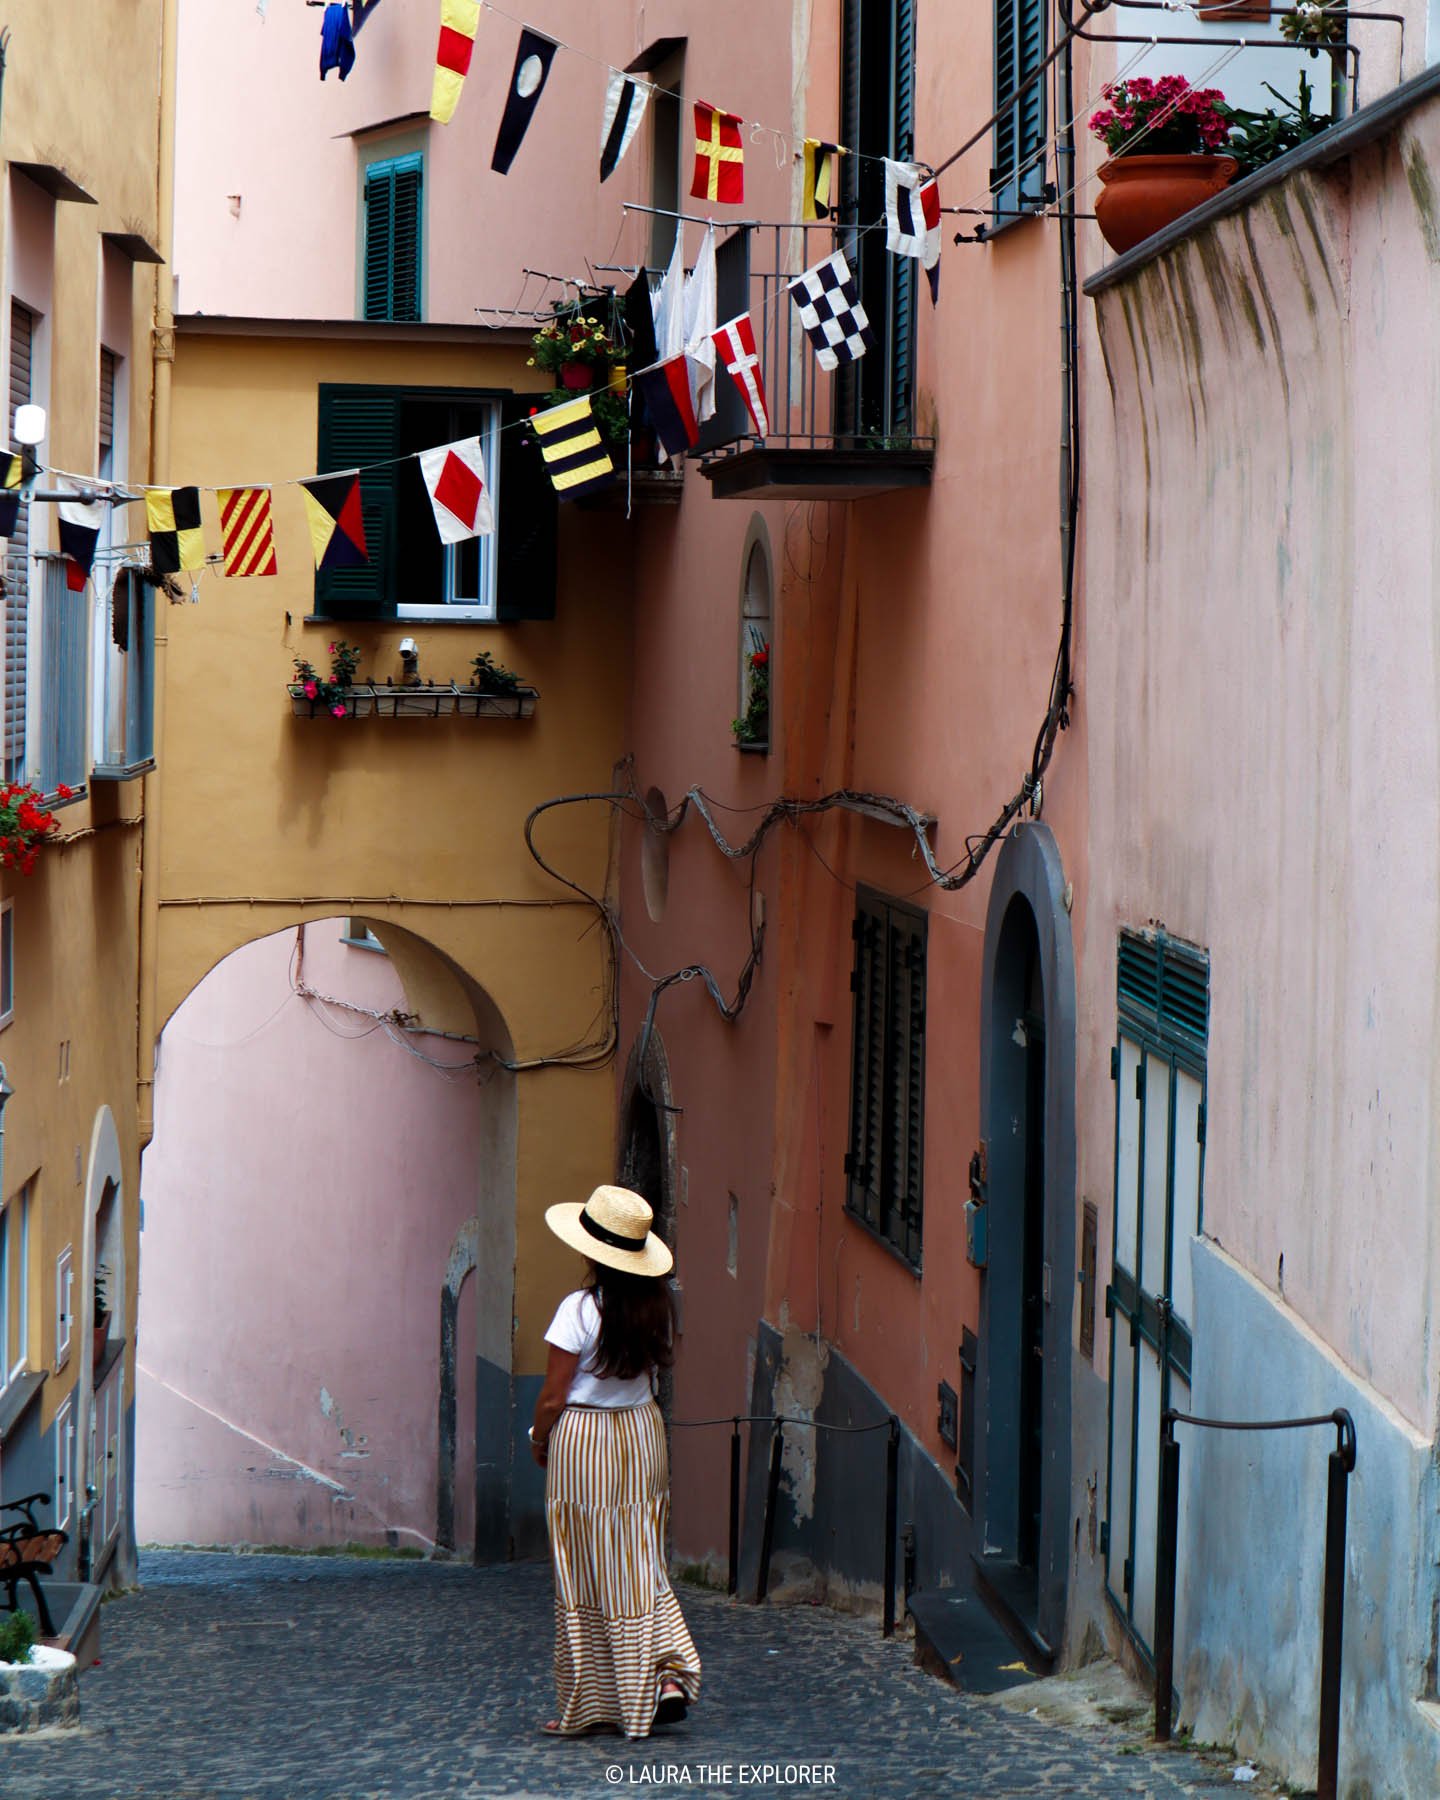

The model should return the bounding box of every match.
[787,250,875,372]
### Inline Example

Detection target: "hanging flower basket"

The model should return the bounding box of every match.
[559,362,595,391]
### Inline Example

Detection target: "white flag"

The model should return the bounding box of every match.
[418,437,495,544]
[600,70,651,181]
[682,224,718,423]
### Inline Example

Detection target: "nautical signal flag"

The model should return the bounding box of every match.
[218,486,278,577]
[146,486,206,575]
[418,437,495,543]
[712,315,769,439]
[884,160,942,305]
[788,249,874,373]
[631,356,699,462]
[691,100,744,204]
[58,481,103,591]
[802,139,844,221]
[600,68,652,182]
[0,455,22,539]
[430,0,480,125]
[530,396,613,500]
[492,27,557,173]
[301,471,368,570]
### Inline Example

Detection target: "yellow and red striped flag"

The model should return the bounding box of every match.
[217,486,277,577]
[431,0,480,125]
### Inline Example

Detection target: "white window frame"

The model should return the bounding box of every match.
[396,402,502,623]
[54,1242,72,1369]
[0,900,12,1029]
[54,1394,73,1528]
[0,1182,30,1391]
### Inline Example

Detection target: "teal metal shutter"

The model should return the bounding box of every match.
[314,385,401,618]
[5,303,33,781]
[994,0,1047,219]
[363,156,423,323]
[37,559,87,797]
[495,394,557,621]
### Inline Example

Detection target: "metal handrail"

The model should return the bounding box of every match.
[1154,1406,1356,1800]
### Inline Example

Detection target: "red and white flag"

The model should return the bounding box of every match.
[690,100,744,204]
[418,437,495,543]
[712,314,769,438]
[884,159,942,304]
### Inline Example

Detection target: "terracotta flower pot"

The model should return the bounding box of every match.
[559,362,595,391]
[1095,154,1239,256]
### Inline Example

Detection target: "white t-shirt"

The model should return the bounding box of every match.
[545,1289,655,1409]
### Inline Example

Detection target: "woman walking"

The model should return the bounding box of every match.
[530,1184,701,1739]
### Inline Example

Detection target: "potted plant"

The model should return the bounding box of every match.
[459,650,539,719]
[92,1266,111,1371]
[290,640,364,719]
[732,643,770,749]
[1090,77,1238,255]
[0,781,70,876]
[1219,74,1330,177]
[528,311,618,392]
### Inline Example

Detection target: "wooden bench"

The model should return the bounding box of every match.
[0,1491,67,1637]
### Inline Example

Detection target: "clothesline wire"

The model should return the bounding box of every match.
[474,0,928,182]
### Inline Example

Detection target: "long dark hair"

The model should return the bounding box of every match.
[587,1261,676,1381]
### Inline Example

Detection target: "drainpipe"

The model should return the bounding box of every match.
[136,0,178,1150]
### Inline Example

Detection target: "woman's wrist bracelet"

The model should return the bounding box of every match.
[528,1426,546,1447]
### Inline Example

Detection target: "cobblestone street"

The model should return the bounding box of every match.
[0,1551,1255,1800]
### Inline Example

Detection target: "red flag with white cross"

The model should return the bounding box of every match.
[690,100,744,204]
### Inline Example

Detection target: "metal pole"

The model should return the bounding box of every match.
[1154,1413,1180,1743]
[883,1416,900,1638]
[728,1418,741,1598]
[755,1421,784,1603]
[1317,1412,1355,1800]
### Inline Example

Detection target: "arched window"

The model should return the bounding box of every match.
[735,533,771,751]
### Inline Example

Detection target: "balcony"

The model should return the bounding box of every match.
[696,224,936,502]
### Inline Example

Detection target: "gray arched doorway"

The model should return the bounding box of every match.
[975,822,1076,1659]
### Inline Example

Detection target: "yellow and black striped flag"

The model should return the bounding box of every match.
[146,486,206,574]
[530,396,613,500]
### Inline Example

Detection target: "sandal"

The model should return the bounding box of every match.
[539,1719,615,1738]
[655,1680,688,1726]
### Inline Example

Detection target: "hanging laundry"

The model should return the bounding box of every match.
[631,356,699,462]
[218,487,278,577]
[690,101,744,204]
[419,438,495,542]
[802,139,844,221]
[623,270,659,373]
[431,0,480,125]
[146,486,206,576]
[884,160,942,306]
[600,69,652,183]
[58,481,103,591]
[654,226,687,363]
[712,315,769,438]
[530,396,613,499]
[301,471,368,570]
[682,224,717,424]
[0,455,22,540]
[492,28,558,173]
[319,1,356,80]
[788,250,874,372]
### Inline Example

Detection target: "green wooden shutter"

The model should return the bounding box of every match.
[391,161,422,322]
[363,155,422,323]
[495,393,557,621]
[314,385,401,618]
[889,0,918,430]
[847,897,886,1230]
[994,0,1047,220]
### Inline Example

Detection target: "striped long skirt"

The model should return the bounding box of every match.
[546,1399,702,1739]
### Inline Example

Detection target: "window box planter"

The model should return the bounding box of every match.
[455,684,539,720]
[288,684,368,720]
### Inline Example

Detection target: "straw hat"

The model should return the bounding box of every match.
[545,1184,673,1277]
